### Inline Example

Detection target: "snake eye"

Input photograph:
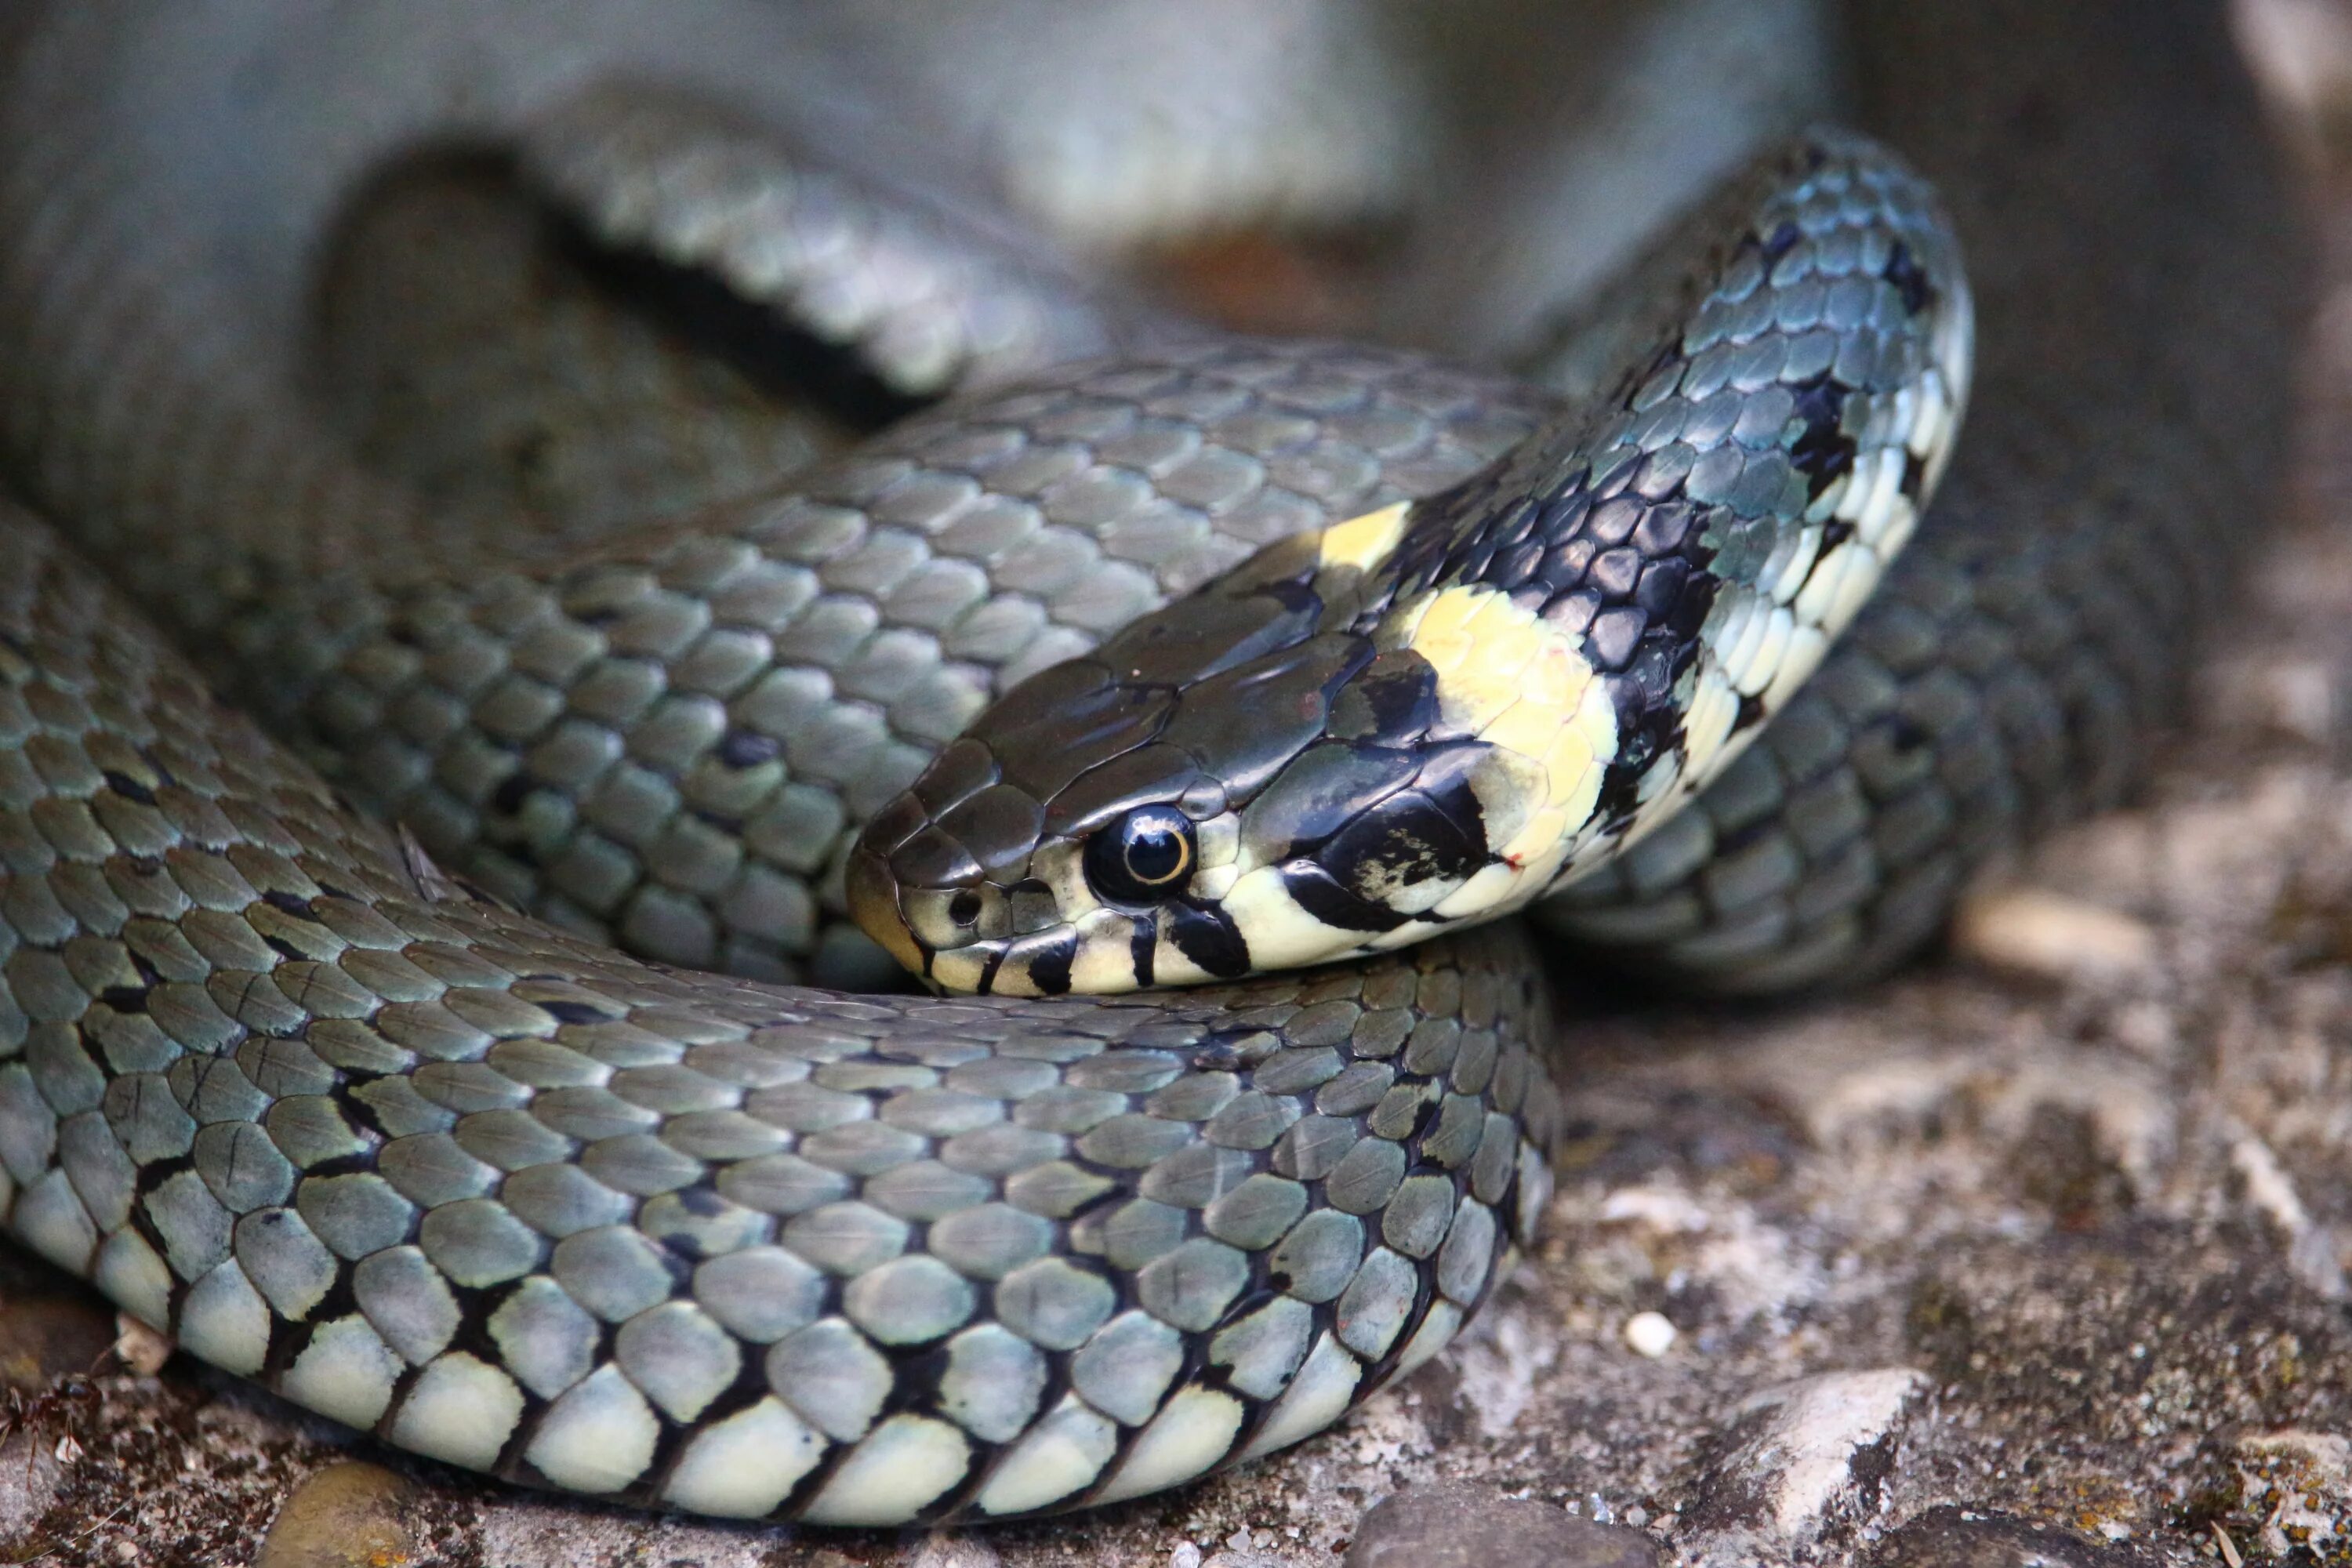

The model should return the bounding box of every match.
[1083,806,1196,906]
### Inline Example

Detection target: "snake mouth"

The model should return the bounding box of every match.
[846,838,1097,996]
[844,845,929,978]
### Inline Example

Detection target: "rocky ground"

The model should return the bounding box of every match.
[9,19,2352,1568]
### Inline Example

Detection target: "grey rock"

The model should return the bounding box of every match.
[254,1461,417,1568]
[1343,1483,1660,1568]
[1680,1367,1926,1548]
[2216,1432,2352,1563]
[1860,1508,2160,1568]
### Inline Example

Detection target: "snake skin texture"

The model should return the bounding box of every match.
[0,515,1558,1520]
[1544,0,2314,986]
[0,0,2314,1533]
[854,134,1970,998]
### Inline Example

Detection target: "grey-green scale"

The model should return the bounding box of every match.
[0,0,2310,1533]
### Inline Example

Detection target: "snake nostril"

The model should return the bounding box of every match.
[948,889,983,927]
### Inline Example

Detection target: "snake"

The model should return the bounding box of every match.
[0,0,2309,1533]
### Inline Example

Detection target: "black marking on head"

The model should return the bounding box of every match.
[1787,374,1857,500]
[1167,900,1250,978]
[1329,652,1442,744]
[1410,746,1497,865]
[1882,239,1935,315]
[1318,789,1483,903]
[1129,916,1157,988]
[1023,934,1076,996]
[1590,766,1646,841]
[1593,725,1679,833]
[1280,862,1412,934]
[1240,741,1425,866]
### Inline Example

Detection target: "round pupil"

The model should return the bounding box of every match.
[1123,818,1187,884]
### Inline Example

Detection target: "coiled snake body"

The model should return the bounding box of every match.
[0,0,2309,1530]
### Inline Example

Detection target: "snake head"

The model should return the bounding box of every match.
[847,500,1630,996]
[846,517,1385,996]
[852,132,1975,997]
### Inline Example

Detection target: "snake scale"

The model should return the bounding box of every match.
[0,0,2310,1531]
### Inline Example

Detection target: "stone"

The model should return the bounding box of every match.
[1860,1508,2161,1568]
[1622,1309,1676,1359]
[253,1461,416,1568]
[1679,1367,1926,1548]
[1947,887,2158,983]
[1343,1483,1660,1568]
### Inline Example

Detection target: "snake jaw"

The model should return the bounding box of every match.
[843,838,930,979]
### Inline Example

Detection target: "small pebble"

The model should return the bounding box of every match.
[254,1461,416,1568]
[906,1536,1002,1568]
[1345,1482,1660,1568]
[1623,1312,1678,1358]
[906,1535,1002,1568]
[1951,886,2157,982]
[112,1314,172,1377]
